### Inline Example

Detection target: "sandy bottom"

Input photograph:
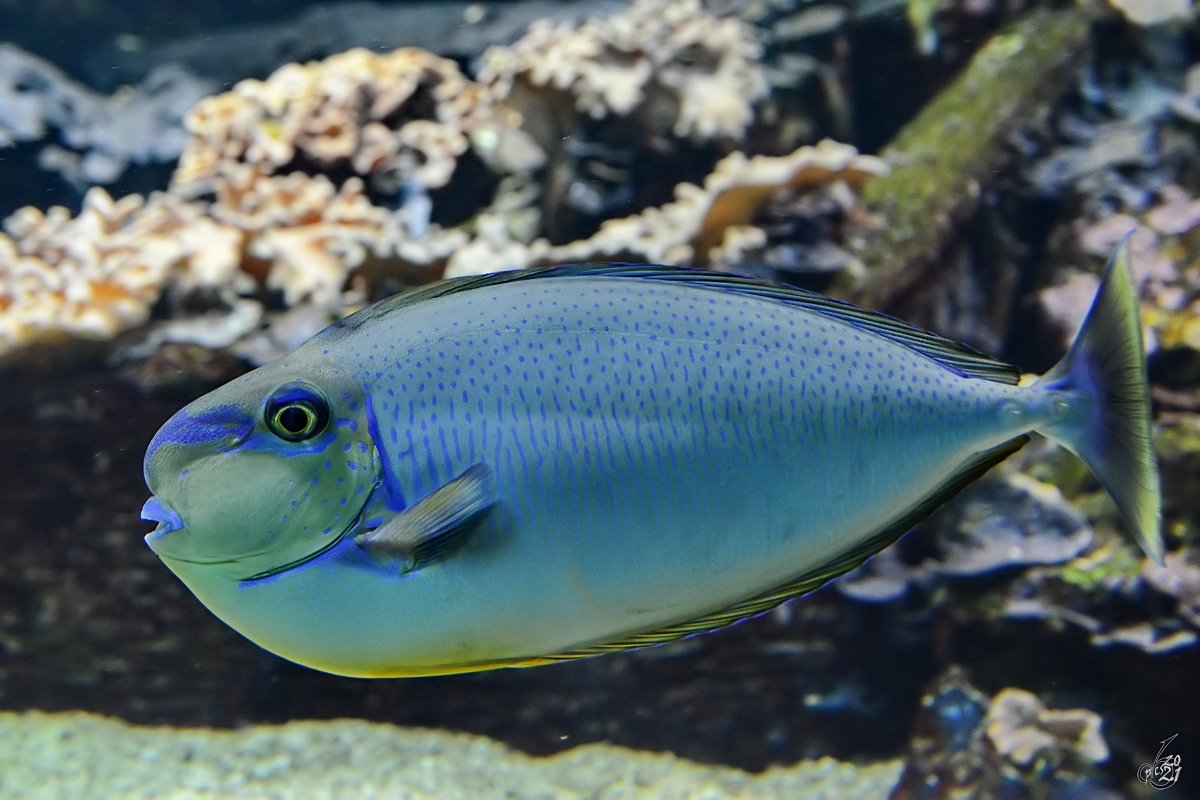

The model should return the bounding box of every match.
[0,710,902,799]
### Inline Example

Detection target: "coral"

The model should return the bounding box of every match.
[1141,550,1200,629]
[0,134,878,357]
[0,172,407,354]
[1027,122,1158,198]
[984,689,1108,768]
[0,188,242,352]
[0,43,211,185]
[0,0,881,359]
[0,168,458,355]
[890,668,1114,800]
[549,139,883,265]
[999,419,1200,653]
[446,139,885,277]
[1002,541,1200,654]
[0,711,903,799]
[478,0,768,140]
[171,47,524,199]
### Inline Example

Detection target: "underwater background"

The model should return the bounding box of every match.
[1,0,1198,797]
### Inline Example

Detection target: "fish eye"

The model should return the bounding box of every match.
[264,385,330,442]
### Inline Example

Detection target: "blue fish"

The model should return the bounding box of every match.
[142,240,1160,677]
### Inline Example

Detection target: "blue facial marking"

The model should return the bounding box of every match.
[238,428,338,456]
[365,394,407,512]
[144,404,253,479]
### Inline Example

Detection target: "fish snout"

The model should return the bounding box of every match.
[143,404,254,484]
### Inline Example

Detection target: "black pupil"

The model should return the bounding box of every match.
[278,404,311,433]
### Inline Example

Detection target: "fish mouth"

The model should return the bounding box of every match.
[141,498,240,565]
[141,496,184,542]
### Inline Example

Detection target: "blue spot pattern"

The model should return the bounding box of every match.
[329,273,1019,605]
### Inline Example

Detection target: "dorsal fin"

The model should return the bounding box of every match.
[336,264,1020,385]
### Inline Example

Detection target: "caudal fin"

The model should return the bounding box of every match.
[1036,236,1163,563]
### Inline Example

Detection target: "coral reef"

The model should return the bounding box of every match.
[0,711,903,799]
[0,43,212,185]
[1,0,851,358]
[0,0,883,361]
[0,188,242,351]
[171,47,520,199]
[0,136,879,358]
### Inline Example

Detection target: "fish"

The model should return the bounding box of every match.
[141,239,1161,678]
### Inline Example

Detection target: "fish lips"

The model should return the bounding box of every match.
[142,496,184,545]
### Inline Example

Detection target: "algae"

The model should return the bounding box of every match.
[850,10,1091,310]
[1056,543,1145,593]
[0,711,903,800]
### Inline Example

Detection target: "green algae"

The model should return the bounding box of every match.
[1156,414,1200,540]
[850,10,1091,309]
[1056,543,1144,593]
[1157,415,1200,458]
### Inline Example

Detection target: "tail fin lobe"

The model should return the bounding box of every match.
[1036,236,1163,563]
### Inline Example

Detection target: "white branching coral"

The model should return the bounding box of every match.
[479,0,768,139]
[172,47,506,198]
[0,188,241,351]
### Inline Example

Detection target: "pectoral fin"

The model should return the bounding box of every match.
[355,464,497,571]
